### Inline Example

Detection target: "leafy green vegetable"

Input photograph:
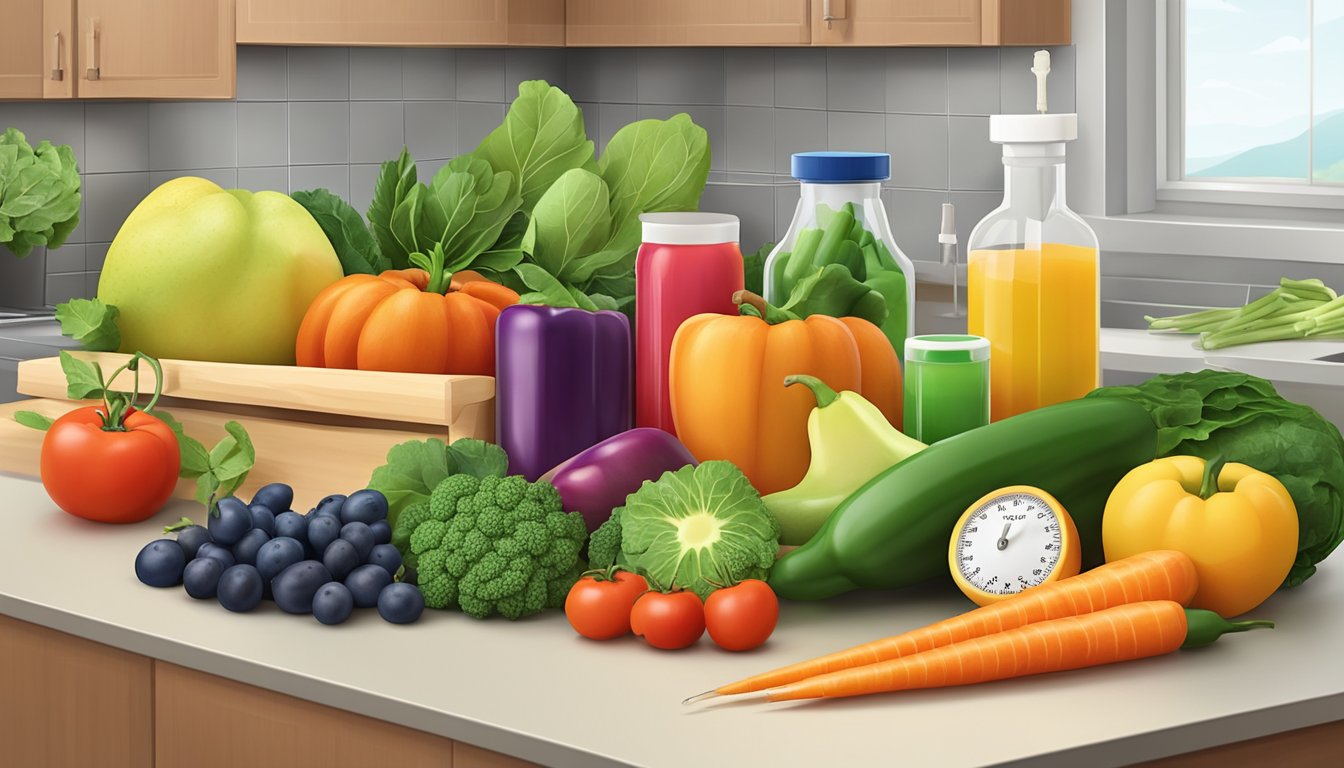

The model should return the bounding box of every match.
[367,437,511,528]
[1086,370,1344,586]
[0,127,81,258]
[367,148,418,269]
[291,188,389,275]
[526,168,615,282]
[55,298,120,352]
[743,242,773,296]
[595,461,780,599]
[1146,277,1344,349]
[393,473,587,619]
[779,264,888,327]
[475,80,596,210]
[513,262,601,311]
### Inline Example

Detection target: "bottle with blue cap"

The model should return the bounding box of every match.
[764,151,916,362]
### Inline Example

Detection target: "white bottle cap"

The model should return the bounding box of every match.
[639,212,739,245]
[989,113,1078,144]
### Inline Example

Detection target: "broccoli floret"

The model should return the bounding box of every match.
[392,471,588,620]
[391,502,431,568]
[586,509,624,571]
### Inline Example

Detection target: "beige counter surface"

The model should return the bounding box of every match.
[1,472,1340,767]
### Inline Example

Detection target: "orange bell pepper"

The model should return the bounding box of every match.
[670,291,905,495]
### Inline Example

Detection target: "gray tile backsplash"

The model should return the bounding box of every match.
[2,43,1080,306]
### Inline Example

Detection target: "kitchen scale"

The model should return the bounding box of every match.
[948,486,1081,606]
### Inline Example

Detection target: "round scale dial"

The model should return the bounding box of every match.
[948,486,1081,606]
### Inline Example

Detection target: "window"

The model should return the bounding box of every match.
[1163,0,1344,202]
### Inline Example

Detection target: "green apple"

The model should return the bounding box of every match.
[97,177,343,365]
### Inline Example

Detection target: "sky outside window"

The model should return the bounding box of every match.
[1184,0,1344,182]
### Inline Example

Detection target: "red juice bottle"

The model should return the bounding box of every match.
[635,213,744,435]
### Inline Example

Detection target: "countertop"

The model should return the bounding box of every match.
[3,473,1343,767]
[1101,328,1344,387]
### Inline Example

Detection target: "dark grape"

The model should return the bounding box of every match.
[183,557,225,599]
[322,539,361,582]
[312,494,346,519]
[250,483,294,516]
[312,582,354,626]
[273,511,309,542]
[368,520,391,546]
[208,497,252,546]
[135,539,186,588]
[174,525,212,560]
[255,537,305,583]
[196,542,236,569]
[231,528,271,567]
[307,515,342,556]
[366,544,402,577]
[217,565,264,612]
[340,490,388,525]
[376,583,424,624]
[272,560,332,614]
[339,522,374,562]
[345,564,392,608]
[248,504,276,535]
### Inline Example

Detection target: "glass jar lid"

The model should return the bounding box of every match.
[639,212,739,245]
[790,152,890,183]
[905,334,990,363]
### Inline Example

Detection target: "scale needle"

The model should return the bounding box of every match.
[997,523,1012,550]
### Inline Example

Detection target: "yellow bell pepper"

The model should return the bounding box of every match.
[1103,454,1298,617]
[763,375,926,545]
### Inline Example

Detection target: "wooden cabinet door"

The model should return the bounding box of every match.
[76,0,235,99]
[0,615,153,768]
[236,0,565,47]
[567,0,810,46]
[0,0,44,99]
[44,0,77,98]
[811,0,983,46]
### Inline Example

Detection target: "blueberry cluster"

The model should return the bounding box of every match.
[134,484,424,625]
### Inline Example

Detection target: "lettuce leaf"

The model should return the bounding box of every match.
[291,188,389,275]
[475,80,596,210]
[367,148,418,269]
[0,127,81,258]
[368,438,510,528]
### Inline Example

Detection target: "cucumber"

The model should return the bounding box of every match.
[768,398,1159,601]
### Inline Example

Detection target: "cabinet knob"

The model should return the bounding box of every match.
[85,26,100,81]
[823,0,847,30]
[50,32,64,81]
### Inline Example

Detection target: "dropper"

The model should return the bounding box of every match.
[937,203,964,318]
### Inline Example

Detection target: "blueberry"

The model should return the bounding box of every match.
[273,511,309,542]
[322,539,361,582]
[307,515,342,556]
[231,528,271,567]
[376,583,424,625]
[208,497,252,546]
[248,504,276,535]
[217,565,264,612]
[340,490,388,525]
[271,560,333,614]
[196,542,236,569]
[183,557,225,599]
[345,564,392,609]
[312,582,355,626]
[255,536,305,584]
[250,483,294,516]
[174,525,212,560]
[369,520,391,546]
[366,544,402,577]
[135,539,186,588]
[313,494,346,519]
[340,522,375,562]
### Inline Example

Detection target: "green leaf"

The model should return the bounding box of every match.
[195,473,222,516]
[211,420,256,483]
[14,411,53,431]
[475,80,596,210]
[153,409,210,478]
[291,188,389,276]
[514,262,583,309]
[526,168,614,281]
[367,147,419,270]
[58,350,104,400]
[743,242,773,296]
[598,113,710,242]
[367,438,461,528]
[54,299,121,352]
[0,129,81,258]
[419,156,523,274]
[779,264,888,327]
[447,438,509,479]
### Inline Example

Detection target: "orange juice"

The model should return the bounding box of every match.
[967,243,1099,421]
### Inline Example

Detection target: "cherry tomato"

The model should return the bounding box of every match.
[704,579,779,651]
[565,569,649,640]
[630,590,705,650]
[41,406,180,524]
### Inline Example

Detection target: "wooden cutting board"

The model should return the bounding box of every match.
[0,354,495,512]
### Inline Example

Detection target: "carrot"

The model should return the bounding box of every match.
[765,601,1270,702]
[695,550,1197,701]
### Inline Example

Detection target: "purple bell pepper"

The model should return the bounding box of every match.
[495,304,632,481]
[540,428,698,532]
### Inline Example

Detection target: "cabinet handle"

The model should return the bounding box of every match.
[50,32,64,81]
[822,0,847,30]
[85,25,100,81]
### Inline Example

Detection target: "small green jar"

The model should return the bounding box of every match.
[903,335,991,444]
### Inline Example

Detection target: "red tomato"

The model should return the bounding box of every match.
[40,407,180,524]
[630,590,705,650]
[565,570,649,640]
[704,579,779,651]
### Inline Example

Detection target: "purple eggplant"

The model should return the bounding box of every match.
[541,428,698,532]
[496,304,633,482]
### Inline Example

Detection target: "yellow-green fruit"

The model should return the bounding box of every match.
[97,177,342,365]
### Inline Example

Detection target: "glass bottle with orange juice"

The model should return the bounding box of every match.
[968,53,1099,422]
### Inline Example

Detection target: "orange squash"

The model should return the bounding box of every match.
[295,245,518,376]
[668,292,902,495]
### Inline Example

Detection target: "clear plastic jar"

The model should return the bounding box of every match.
[764,152,916,361]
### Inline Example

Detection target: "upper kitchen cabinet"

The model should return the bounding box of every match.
[0,0,75,100]
[566,0,810,46]
[236,0,565,47]
[812,0,1070,46]
[75,0,235,99]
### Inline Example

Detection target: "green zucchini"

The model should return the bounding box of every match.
[768,398,1158,601]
